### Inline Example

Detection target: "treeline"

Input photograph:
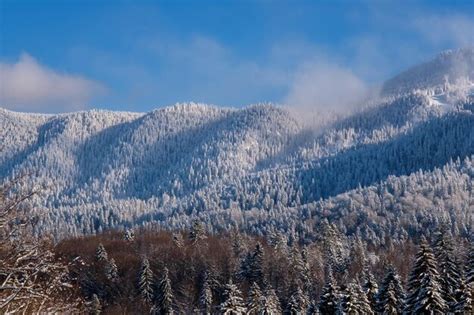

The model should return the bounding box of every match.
[55,221,474,314]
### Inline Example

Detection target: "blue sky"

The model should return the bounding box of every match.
[1,0,473,113]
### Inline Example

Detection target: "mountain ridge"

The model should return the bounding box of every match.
[1,51,473,240]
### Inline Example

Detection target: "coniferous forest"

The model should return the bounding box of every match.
[59,226,473,315]
[1,179,473,314]
[1,38,474,315]
[2,0,474,313]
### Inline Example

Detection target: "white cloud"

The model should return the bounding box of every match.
[0,53,105,112]
[147,35,373,124]
[284,60,370,124]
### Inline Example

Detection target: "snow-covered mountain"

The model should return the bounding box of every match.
[382,47,474,96]
[1,49,473,241]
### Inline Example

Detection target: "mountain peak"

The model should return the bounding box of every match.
[381,47,474,96]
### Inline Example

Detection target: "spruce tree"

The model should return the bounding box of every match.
[105,258,119,281]
[238,243,264,286]
[362,268,378,312]
[189,220,207,245]
[238,252,253,282]
[250,243,264,286]
[306,300,319,315]
[433,232,461,311]
[350,236,367,275]
[405,241,446,313]
[286,283,309,314]
[354,281,374,314]
[231,230,245,258]
[466,242,474,288]
[290,246,311,294]
[300,246,313,293]
[318,268,339,315]
[319,220,346,279]
[199,271,213,315]
[380,282,401,315]
[376,265,405,314]
[261,286,281,314]
[154,267,174,315]
[138,257,154,304]
[219,279,246,314]
[95,243,108,262]
[454,276,473,314]
[123,228,135,242]
[338,282,359,314]
[247,282,263,315]
[172,232,184,248]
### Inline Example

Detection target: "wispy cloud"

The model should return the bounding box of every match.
[281,10,474,124]
[41,6,473,115]
[284,60,370,123]
[0,53,105,112]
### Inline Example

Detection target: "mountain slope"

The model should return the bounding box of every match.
[1,50,473,240]
[382,47,474,96]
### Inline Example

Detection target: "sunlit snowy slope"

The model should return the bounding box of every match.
[1,49,473,240]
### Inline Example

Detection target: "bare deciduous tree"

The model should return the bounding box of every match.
[0,175,84,314]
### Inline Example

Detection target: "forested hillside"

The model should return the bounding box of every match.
[1,176,473,314]
[1,48,474,314]
[37,225,474,314]
[0,49,473,242]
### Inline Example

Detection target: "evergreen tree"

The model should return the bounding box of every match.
[454,276,473,314]
[89,294,102,315]
[433,231,461,311]
[261,286,281,314]
[189,220,207,245]
[105,258,119,281]
[405,241,446,314]
[95,243,108,262]
[123,228,135,242]
[319,221,347,281]
[247,282,263,315]
[290,246,312,294]
[466,242,474,288]
[238,243,264,286]
[231,230,245,258]
[338,282,359,314]
[376,265,405,314]
[380,282,401,315]
[172,232,184,248]
[306,300,319,315]
[268,230,288,253]
[250,243,265,286]
[286,283,309,314]
[350,236,367,275]
[154,267,174,315]
[362,268,378,312]
[138,257,154,304]
[354,281,374,314]
[238,252,253,282]
[300,247,313,293]
[199,271,213,315]
[318,268,339,315]
[219,279,246,314]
